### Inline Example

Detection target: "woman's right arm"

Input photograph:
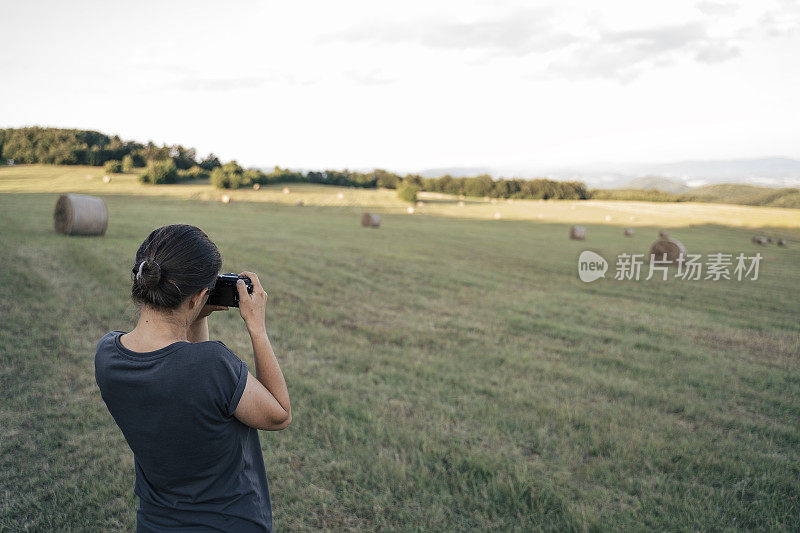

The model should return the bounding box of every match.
[232,271,292,431]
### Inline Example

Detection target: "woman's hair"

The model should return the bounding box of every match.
[131,224,222,310]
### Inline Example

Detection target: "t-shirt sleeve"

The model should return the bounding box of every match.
[209,341,249,418]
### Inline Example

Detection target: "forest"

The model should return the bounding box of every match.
[0,127,589,200]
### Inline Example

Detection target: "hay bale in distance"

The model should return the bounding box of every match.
[282,187,290,194]
[624,228,634,236]
[221,195,231,204]
[777,238,787,247]
[751,235,768,245]
[570,225,586,240]
[648,239,687,264]
[361,213,381,227]
[53,194,108,236]
[296,200,304,207]
[658,230,669,239]
[494,212,501,219]
[407,207,415,214]
[253,183,260,190]
[457,200,465,207]
[102,175,111,184]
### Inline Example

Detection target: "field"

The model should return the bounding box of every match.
[1,165,799,530]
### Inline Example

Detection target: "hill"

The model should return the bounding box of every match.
[684,183,800,209]
[625,176,689,193]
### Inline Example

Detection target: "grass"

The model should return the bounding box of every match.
[0,166,799,530]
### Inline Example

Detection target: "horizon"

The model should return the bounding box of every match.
[3,124,799,184]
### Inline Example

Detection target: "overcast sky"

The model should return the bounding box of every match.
[1,0,798,171]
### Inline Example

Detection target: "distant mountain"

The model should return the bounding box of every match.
[641,157,800,185]
[624,176,690,193]
[416,157,800,189]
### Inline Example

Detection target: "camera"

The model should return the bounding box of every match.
[208,273,253,307]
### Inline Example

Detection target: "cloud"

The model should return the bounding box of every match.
[546,22,743,81]
[164,71,320,92]
[322,8,747,82]
[344,68,394,86]
[167,76,268,92]
[758,1,800,37]
[695,1,740,17]
[320,8,574,56]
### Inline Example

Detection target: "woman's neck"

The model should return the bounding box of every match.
[123,306,191,352]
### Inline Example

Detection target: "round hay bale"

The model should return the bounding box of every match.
[282,187,290,194]
[494,212,501,219]
[407,207,415,214]
[296,200,304,207]
[221,194,231,204]
[624,228,634,236]
[457,200,465,207]
[648,239,687,264]
[658,230,669,239]
[337,192,344,199]
[416,201,425,207]
[53,194,108,236]
[767,236,774,244]
[751,235,768,245]
[604,215,612,221]
[361,213,381,227]
[777,238,787,247]
[102,175,111,184]
[569,225,586,240]
[253,183,260,190]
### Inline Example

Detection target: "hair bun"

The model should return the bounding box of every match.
[137,259,161,290]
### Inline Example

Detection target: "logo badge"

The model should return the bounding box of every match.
[578,251,608,282]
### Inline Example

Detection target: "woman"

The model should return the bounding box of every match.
[94,224,291,532]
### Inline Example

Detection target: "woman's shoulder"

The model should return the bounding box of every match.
[94,330,123,357]
[180,339,244,368]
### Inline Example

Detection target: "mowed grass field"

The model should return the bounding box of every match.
[3,164,800,233]
[0,165,799,530]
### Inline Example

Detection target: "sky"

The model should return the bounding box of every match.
[1,0,799,172]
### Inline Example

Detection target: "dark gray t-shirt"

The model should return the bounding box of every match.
[94,331,272,532]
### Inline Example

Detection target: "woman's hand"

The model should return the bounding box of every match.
[237,271,267,334]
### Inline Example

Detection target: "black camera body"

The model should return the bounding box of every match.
[208,273,253,307]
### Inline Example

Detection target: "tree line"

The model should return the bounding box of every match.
[0,127,588,199]
[0,127,221,184]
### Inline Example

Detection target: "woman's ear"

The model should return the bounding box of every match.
[189,288,209,312]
